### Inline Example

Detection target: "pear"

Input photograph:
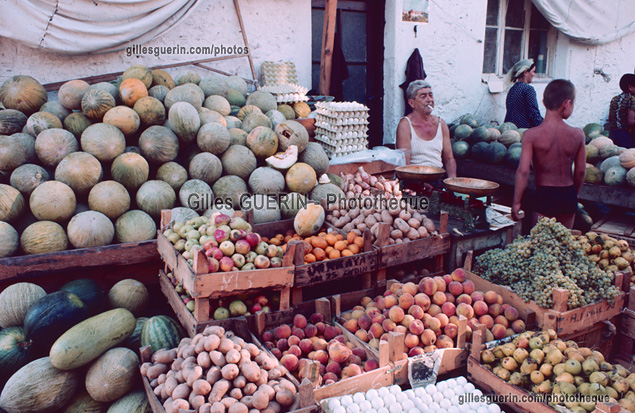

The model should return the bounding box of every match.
[530,349,545,364]
[509,372,525,386]
[579,401,596,412]
[515,336,529,349]
[564,399,579,410]
[582,358,599,375]
[492,366,503,376]
[537,332,550,344]
[577,347,592,357]
[621,399,635,413]
[574,375,585,387]
[552,383,562,394]
[502,357,518,371]
[546,329,557,340]
[590,371,609,386]
[513,348,529,364]
[551,339,567,352]
[530,370,545,384]
[520,358,539,375]
[567,350,585,363]
[555,372,575,384]
[625,390,635,401]
[540,363,553,378]
[588,382,605,396]
[481,349,496,364]
[565,359,582,375]
[577,382,591,395]
[529,337,543,350]
[565,340,579,349]
[546,348,564,365]
[542,344,556,354]
[600,361,614,372]
[560,381,577,395]
[496,368,511,381]
[535,380,552,394]
[501,343,516,357]
[553,363,567,377]
[605,385,619,400]
[518,331,534,341]
[612,377,630,393]
[492,346,505,359]
[616,365,629,378]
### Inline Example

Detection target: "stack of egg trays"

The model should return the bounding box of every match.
[314,101,370,158]
[261,61,299,86]
[258,83,309,104]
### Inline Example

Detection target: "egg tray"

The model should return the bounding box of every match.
[315,128,368,140]
[315,101,369,111]
[261,61,299,86]
[315,120,370,130]
[316,110,370,119]
[259,83,309,95]
[314,134,368,146]
[275,94,309,104]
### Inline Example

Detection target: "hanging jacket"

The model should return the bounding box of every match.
[399,48,427,116]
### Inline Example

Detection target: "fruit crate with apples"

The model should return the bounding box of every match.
[156,210,298,337]
[250,297,406,402]
[467,327,628,413]
[463,251,628,339]
[373,211,451,286]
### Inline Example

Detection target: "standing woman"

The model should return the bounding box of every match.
[396,80,457,177]
[504,59,544,128]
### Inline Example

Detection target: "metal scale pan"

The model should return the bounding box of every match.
[443,177,500,197]
[395,165,446,182]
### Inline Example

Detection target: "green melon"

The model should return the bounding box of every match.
[229,128,248,146]
[452,141,470,159]
[179,179,213,212]
[39,102,71,123]
[140,315,183,353]
[277,104,296,120]
[11,162,48,196]
[139,125,179,164]
[604,165,627,186]
[132,96,166,128]
[242,113,273,133]
[115,210,156,244]
[459,114,479,128]
[226,76,248,95]
[0,221,19,258]
[81,123,126,162]
[12,132,36,163]
[0,134,28,172]
[63,113,92,139]
[0,183,25,223]
[276,120,309,152]
[470,126,491,143]
[156,161,188,190]
[29,180,76,222]
[136,180,176,218]
[488,128,502,142]
[61,391,108,413]
[249,167,285,194]
[108,279,149,317]
[453,124,473,141]
[221,145,257,180]
[148,85,170,103]
[168,101,201,144]
[486,142,507,164]
[85,347,139,403]
[89,81,119,102]
[0,110,28,135]
[176,71,202,86]
[59,279,107,317]
[88,181,131,220]
[227,89,246,107]
[237,105,262,121]
[163,84,204,110]
[246,90,277,113]
[199,75,229,97]
[106,389,150,413]
[198,107,227,126]
[498,122,518,133]
[309,183,344,204]
[34,128,78,168]
[204,95,231,116]
[55,152,103,195]
[67,211,115,248]
[111,152,150,191]
[280,192,308,219]
[224,116,241,129]
[123,65,153,88]
[213,175,248,209]
[243,194,281,224]
[189,152,222,185]
[20,221,68,255]
[299,142,330,177]
[266,110,287,129]
[197,122,230,155]
[499,130,521,147]
[470,142,489,162]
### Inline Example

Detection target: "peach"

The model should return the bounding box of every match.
[424,345,438,352]
[506,328,515,337]
[420,329,437,346]
[504,307,519,321]
[262,331,274,342]
[277,339,289,352]
[470,291,484,302]
[484,291,498,305]
[366,307,381,318]
[496,294,504,305]
[442,274,454,286]
[340,312,352,321]
[419,278,437,296]
[389,282,402,294]
[409,319,425,335]
[383,290,392,297]
[349,355,363,366]
[467,318,480,330]
[394,325,408,334]
[465,325,473,341]
[478,315,494,329]
[405,333,420,348]
[408,305,425,320]
[364,359,379,372]
[433,276,447,292]
[511,319,526,334]
[449,315,460,326]
[494,315,509,328]
[371,314,385,325]
[456,303,474,319]
[436,335,454,349]
[313,349,329,365]
[299,339,313,355]
[451,268,467,282]
[424,317,441,332]
[310,313,324,324]
[351,309,365,320]
[448,281,463,296]
[323,373,338,383]
[369,323,385,339]
[384,295,398,309]
[361,296,373,307]
[491,324,507,340]
[291,328,305,340]
[274,324,292,340]
[375,296,386,311]
[428,304,442,317]
[435,313,449,328]
[444,323,458,339]
[399,293,415,310]
[382,319,396,332]
[288,335,301,347]
[414,293,432,311]
[343,319,358,333]
[401,314,415,328]
[389,306,405,323]
[441,302,456,317]
[263,341,275,350]
[488,303,503,318]
[473,301,489,317]
[323,325,339,341]
[409,346,425,357]
[325,361,341,375]
[304,324,318,338]
[501,304,511,311]
[315,322,326,335]
[456,294,473,305]
[352,348,367,361]
[271,348,282,359]
[432,291,447,306]
[402,282,418,296]
[294,314,308,329]
[358,315,372,331]
[288,345,302,358]
[462,280,475,295]
[445,292,456,304]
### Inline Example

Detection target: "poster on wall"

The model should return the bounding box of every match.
[402,0,429,23]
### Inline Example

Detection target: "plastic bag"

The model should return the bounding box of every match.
[328,147,406,166]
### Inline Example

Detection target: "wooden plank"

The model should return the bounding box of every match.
[318,0,338,96]
[378,234,450,268]
[622,308,635,341]
[294,250,377,287]
[0,240,158,280]
[312,363,394,401]
[232,0,257,83]
[327,161,397,177]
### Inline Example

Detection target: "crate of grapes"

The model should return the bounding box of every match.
[463,220,627,338]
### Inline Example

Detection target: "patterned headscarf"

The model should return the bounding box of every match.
[506,59,534,85]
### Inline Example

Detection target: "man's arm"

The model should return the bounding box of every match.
[396,118,412,165]
[573,129,587,193]
[440,119,457,178]
[512,133,534,220]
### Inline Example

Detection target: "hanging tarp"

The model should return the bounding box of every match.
[0,0,202,54]
[531,0,635,45]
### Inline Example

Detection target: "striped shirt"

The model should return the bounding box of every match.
[608,92,635,130]
[504,82,543,128]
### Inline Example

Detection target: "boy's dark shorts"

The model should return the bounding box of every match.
[533,185,577,216]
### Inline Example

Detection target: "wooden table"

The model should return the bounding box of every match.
[457,159,635,209]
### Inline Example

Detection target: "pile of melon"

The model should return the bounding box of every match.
[0,278,183,412]
[0,65,333,257]
[583,123,635,188]
[449,114,524,169]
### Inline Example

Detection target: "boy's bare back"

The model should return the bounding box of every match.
[523,120,585,187]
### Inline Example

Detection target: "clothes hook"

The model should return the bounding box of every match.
[414,25,418,38]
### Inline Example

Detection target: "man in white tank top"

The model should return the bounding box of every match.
[396,80,457,178]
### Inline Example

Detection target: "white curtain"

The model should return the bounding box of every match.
[531,0,635,45]
[0,0,203,54]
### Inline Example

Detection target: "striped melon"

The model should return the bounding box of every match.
[225,115,241,129]
[58,80,90,110]
[176,71,202,86]
[0,75,48,115]
[81,123,126,162]
[139,125,179,164]
[63,112,92,139]
[108,279,149,316]
[199,107,227,126]
[103,105,141,135]
[61,391,108,413]
[0,221,19,257]
[115,210,156,243]
[136,180,176,218]
[30,180,76,222]
[111,152,149,191]
[122,64,153,88]
[163,84,204,110]
[189,152,222,185]
[39,102,71,122]
[26,111,63,136]
[81,89,116,121]
[85,347,140,402]
[299,142,330,177]
[168,101,201,143]
[237,104,262,121]
[148,85,170,103]
[133,96,165,127]
[106,389,150,413]
[0,135,28,172]
[20,221,69,255]
[89,82,119,102]
[249,166,285,195]
[156,161,188,190]
[67,211,115,248]
[88,181,130,220]
[140,315,183,353]
[0,183,25,223]
[34,128,78,168]
[0,282,46,328]
[55,152,103,195]
[197,122,230,154]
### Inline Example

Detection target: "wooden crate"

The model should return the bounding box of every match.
[464,251,627,338]
[591,213,635,249]
[156,210,297,329]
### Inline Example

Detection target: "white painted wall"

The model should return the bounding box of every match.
[383,0,635,144]
[0,0,312,90]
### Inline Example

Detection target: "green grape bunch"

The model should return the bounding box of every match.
[473,217,621,309]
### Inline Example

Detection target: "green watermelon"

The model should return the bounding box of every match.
[140,315,183,353]
[471,142,489,161]
[604,165,627,186]
[0,327,32,387]
[583,123,603,138]
[454,124,473,141]
[449,123,458,138]
[498,122,518,133]
[505,146,522,168]
[459,114,479,128]
[487,142,507,164]
[452,141,470,159]
[59,279,107,316]
[122,316,149,351]
[470,126,491,143]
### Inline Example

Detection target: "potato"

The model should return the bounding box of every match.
[252,390,270,410]
[275,389,295,407]
[158,373,167,385]
[230,336,246,348]
[241,361,261,382]
[164,376,179,397]
[365,215,378,227]
[263,400,282,413]
[239,349,251,364]
[399,210,412,221]
[229,388,243,400]
[407,217,421,229]
[175,370,185,383]
[255,368,269,386]
[190,393,206,410]
[412,211,423,221]
[172,399,190,410]
[390,229,403,240]
[192,333,203,346]
[258,354,277,371]
[233,375,247,388]
[381,210,393,224]
[423,218,435,233]
[352,229,362,236]
[147,363,170,380]
[204,335,221,351]
[202,325,225,337]
[171,357,185,371]
[183,356,197,368]
[218,338,235,353]
[182,344,197,359]
[221,397,238,409]
[278,378,296,395]
[140,362,152,376]
[243,382,257,396]
[245,343,259,358]
[172,383,191,400]
[193,379,212,396]
[186,365,204,387]
[221,363,240,380]
[332,210,341,218]
[200,403,213,413]
[153,349,177,364]
[210,402,226,413]
[406,228,420,240]
[349,207,360,219]
[163,397,175,413]
[154,383,164,397]
[209,379,231,403]
[197,351,212,369]
[258,384,275,401]
[267,367,282,381]
[210,351,227,367]
[241,396,254,409]
[418,226,429,237]
[225,349,241,364]
[228,402,248,413]
[342,222,355,233]
[395,238,403,244]
[150,378,159,387]
[195,338,206,354]
[357,223,367,232]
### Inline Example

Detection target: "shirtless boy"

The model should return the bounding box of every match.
[511,79,586,229]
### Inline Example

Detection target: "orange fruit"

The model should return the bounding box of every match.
[335,233,344,241]
[325,246,334,254]
[305,253,316,263]
[262,236,269,243]
[311,237,328,249]
[269,238,281,246]
[334,240,348,251]
[284,235,292,243]
[347,244,360,254]
[342,249,354,257]
[313,247,326,261]
[354,236,364,249]
[325,233,338,246]
[346,232,357,244]
[328,249,341,259]
[318,232,327,238]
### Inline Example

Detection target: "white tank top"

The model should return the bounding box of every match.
[404,116,444,167]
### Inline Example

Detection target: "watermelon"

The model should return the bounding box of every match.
[452,141,470,159]
[486,142,507,164]
[505,146,522,169]
[0,327,32,387]
[140,315,183,353]
[471,142,489,162]
[459,114,479,128]
[583,123,603,138]
[449,124,458,138]
[454,124,473,141]
[122,317,149,351]
[470,126,491,143]
[59,279,107,316]
[498,122,518,133]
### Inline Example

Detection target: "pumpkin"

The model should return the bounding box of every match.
[63,112,92,139]
[0,282,46,328]
[189,152,222,185]
[106,389,150,413]
[0,221,19,257]
[111,152,149,191]
[248,166,285,194]
[139,125,179,164]
[81,89,116,121]
[0,75,47,115]
[0,109,28,135]
[589,136,613,150]
[58,79,91,110]
[299,142,330,176]
[34,128,78,168]
[26,111,63,136]
[286,162,317,194]
[199,107,227,126]
[294,203,325,237]
[0,184,25,223]
[136,180,176,218]
[221,145,257,180]
[88,180,131,220]
[168,101,201,143]
[179,179,213,211]
[140,315,183,353]
[67,211,114,248]
[0,357,80,413]
[119,78,148,107]
[20,221,69,255]
[213,175,248,209]
[133,96,165,127]
[0,327,32,387]
[115,210,156,243]
[9,164,46,196]
[81,123,126,162]
[122,64,153,88]
[0,135,28,171]
[151,69,175,89]
[55,152,103,195]
[108,279,149,316]
[148,85,170,103]
[619,148,635,170]
[156,161,188,190]
[164,84,204,110]
[103,105,140,136]
[39,101,71,122]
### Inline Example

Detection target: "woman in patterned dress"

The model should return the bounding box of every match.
[504,59,543,129]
